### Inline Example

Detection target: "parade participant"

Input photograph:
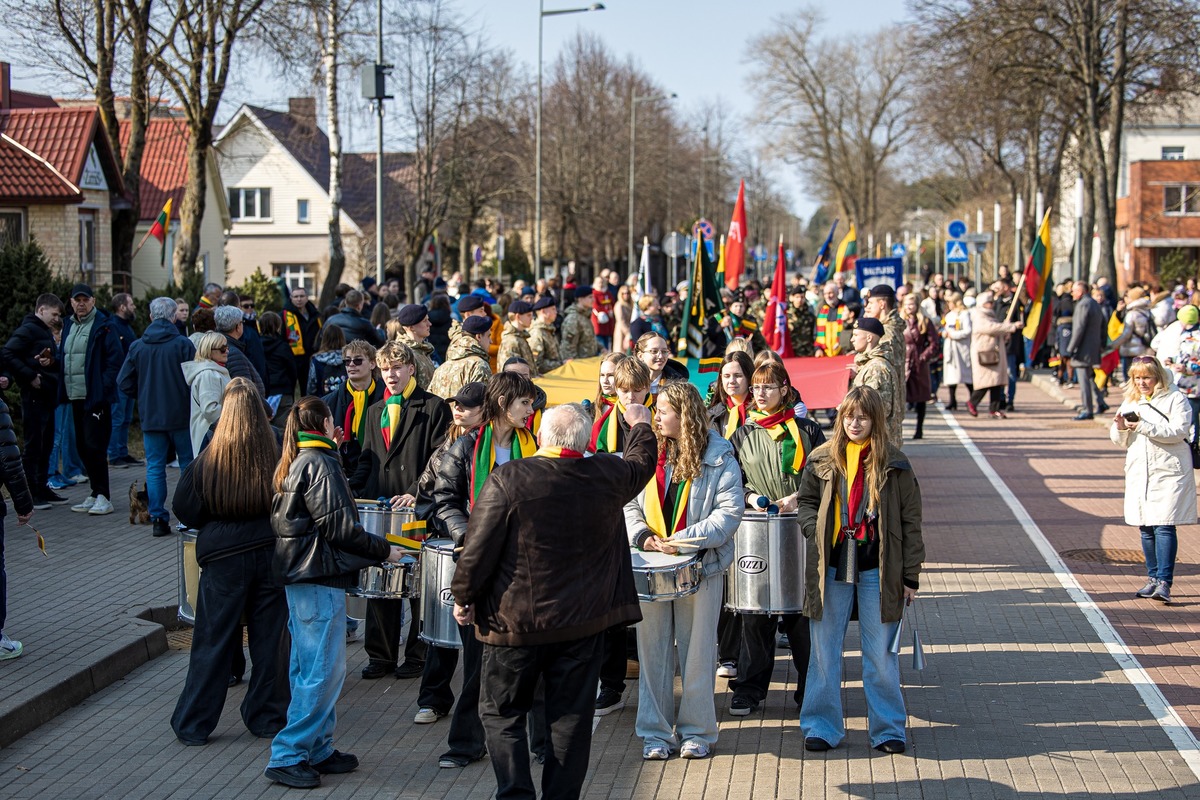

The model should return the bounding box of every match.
[815,282,848,357]
[629,295,672,345]
[117,297,198,536]
[283,286,323,389]
[351,341,451,681]
[590,357,653,455]
[635,333,688,396]
[307,324,348,396]
[393,304,439,388]
[454,401,655,798]
[592,353,623,421]
[719,293,768,353]
[501,358,547,436]
[412,382,486,725]
[788,285,817,357]
[323,340,382,461]
[798,385,924,755]
[497,300,539,379]
[528,296,564,374]
[1111,357,1195,605]
[591,277,617,352]
[625,381,743,760]
[257,312,299,424]
[2,294,64,507]
[265,396,405,789]
[61,283,123,516]
[941,292,973,410]
[560,286,599,361]
[183,333,232,457]
[863,285,906,443]
[967,291,1022,419]
[430,372,538,769]
[0,388,35,660]
[727,361,824,715]
[900,294,939,440]
[851,319,900,448]
[428,315,492,400]
[171,378,288,745]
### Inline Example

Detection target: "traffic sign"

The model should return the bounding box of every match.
[785,249,795,262]
[662,232,687,258]
[945,240,969,263]
[948,219,967,239]
[891,243,907,259]
[754,244,768,262]
[693,218,715,240]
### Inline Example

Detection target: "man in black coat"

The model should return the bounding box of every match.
[107,292,141,468]
[326,290,382,346]
[213,306,266,399]
[0,389,36,660]
[351,340,450,680]
[282,286,323,391]
[1,294,64,507]
[220,291,268,381]
[1067,280,1108,420]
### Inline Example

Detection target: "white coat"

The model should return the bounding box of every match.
[942,309,973,386]
[1109,386,1197,527]
[182,359,231,456]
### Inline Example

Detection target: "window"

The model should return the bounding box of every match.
[228,187,272,221]
[0,210,25,246]
[1162,146,1185,161]
[1164,185,1200,215]
[273,263,316,294]
[79,211,96,272]
[297,198,310,224]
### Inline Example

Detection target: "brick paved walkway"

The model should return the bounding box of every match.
[1,382,1199,798]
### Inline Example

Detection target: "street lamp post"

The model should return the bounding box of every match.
[628,91,675,273]
[537,2,604,281]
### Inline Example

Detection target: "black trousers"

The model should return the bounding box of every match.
[20,397,54,494]
[170,548,290,742]
[480,633,603,800]
[364,597,426,667]
[418,643,460,714]
[968,385,1004,414]
[71,400,110,499]
[598,623,636,693]
[729,613,811,706]
[717,604,741,664]
[443,622,487,759]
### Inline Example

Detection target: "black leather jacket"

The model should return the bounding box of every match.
[430,430,479,545]
[271,448,390,588]
[0,396,34,518]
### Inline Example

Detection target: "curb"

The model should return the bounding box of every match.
[1027,370,1114,430]
[0,606,171,749]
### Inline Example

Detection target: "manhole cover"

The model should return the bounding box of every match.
[1060,548,1144,565]
[167,628,193,650]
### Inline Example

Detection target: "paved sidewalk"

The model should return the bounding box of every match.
[1,385,1199,797]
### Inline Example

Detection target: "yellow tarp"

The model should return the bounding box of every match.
[535,356,604,407]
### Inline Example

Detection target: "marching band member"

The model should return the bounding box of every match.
[590,357,654,455]
[591,352,624,420]
[634,332,688,396]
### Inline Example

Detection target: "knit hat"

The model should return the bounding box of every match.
[1179,305,1199,327]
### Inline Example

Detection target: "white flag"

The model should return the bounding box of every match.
[632,236,652,321]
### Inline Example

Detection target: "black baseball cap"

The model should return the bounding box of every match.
[70,283,94,299]
[449,382,486,409]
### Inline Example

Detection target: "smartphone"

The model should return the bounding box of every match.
[38,347,52,359]
[1122,411,1140,423]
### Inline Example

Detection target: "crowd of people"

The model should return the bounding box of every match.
[0,257,1193,797]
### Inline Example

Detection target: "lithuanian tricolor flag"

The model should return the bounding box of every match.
[148,198,172,266]
[1022,210,1054,358]
[834,223,857,274]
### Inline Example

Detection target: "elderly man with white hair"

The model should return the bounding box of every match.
[117,297,198,537]
[453,401,656,800]
[213,304,266,399]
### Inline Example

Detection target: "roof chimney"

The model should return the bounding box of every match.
[0,62,11,111]
[288,97,316,129]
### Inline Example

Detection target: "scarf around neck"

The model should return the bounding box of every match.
[724,395,750,439]
[589,395,653,453]
[380,376,417,449]
[470,423,537,507]
[832,441,870,546]
[296,430,336,450]
[534,446,585,459]
[750,405,805,474]
[345,378,377,443]
[643,447,690,539]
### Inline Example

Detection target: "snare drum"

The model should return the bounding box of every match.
[351,556,420,599]
[419,539,462,649]
[725,511,805,614]
[630,548,704,602]
[358,504,417,540]
[178,529,200,625]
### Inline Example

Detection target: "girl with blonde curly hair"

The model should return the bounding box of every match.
[623,381,743,761]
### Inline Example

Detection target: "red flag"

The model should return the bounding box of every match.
[761,239,793,356]
[724,180,746,290]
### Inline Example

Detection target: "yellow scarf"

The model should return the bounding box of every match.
[723,396,750,440]
[749,406,805,474]
[347,378,376,443]
[643,449,690,538]
[832,440,866,540]
[380,376,417,450]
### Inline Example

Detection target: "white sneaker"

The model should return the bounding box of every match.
[0,633,23,660]
[680,740,710,759]
[716,661,737,679]
[71,495,97,513]
[346,616,364,643]
[414,707,444,724]
[167,460,180,469]
[88,494,114,515]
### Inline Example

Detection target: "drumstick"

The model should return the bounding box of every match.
[669,536,707,543]
[666,542,701,549]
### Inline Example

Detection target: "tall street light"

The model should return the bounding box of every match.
[628,91,675,272]
[537,1,604,280]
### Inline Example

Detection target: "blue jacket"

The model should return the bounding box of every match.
[111,313,137,356]
[240,319,269,381]
[117,319,197,431]
[59,310,124,411]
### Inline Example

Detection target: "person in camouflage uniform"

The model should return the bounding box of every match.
[427,315,493,400]
[849,317,902,449]
[497,300,539,378]
[787,284,817,357]
[862,284,906,442]
[392,304,439,389]
[528,296,564,373]
[560,287,599,360]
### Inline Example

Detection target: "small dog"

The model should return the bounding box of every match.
[129,480,150,525]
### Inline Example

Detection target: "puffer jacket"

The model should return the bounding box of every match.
[796,442,925,624]
[173,447,279,566]
[182,360,230,456]
[624,430,744,578]
[271,447,391,588]
[0,396,34,518]
[1116,299,1155,358]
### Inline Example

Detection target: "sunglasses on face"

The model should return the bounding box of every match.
[342,357,366,367]
[1132,356,1157,365]
[214,346,229,353]
[240,302,255,310]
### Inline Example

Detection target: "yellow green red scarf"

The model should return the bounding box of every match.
[589,395,653,454]
[470,424,537,507]
[380,376,417,450]
[296,430,336,450]
[534,446,584,459]
[345,378,376,443]
[816,303,845,355]
[832,441,868,546]
[643,448,690,538]
[750,405,805,474]
[724,395,750,439]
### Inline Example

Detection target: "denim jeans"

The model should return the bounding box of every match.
[801,568,906,748]
[1140,525,1178,584]
[479,634,602,800]
[269,583,347,768]
[0,516,7,635]
[143,430,194,522]
[107,394,135,460]
[1006,351,1020,405]
[51,403,85,479]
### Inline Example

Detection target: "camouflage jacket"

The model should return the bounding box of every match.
[427,333,492,400]
[852,345,902,450]
[560,304,599,360]
[788,303,817,357]
[398,333,438,389]
[528,320,563,374]
[497,322,539,377]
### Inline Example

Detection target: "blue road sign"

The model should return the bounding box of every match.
[948,219,968,239]
[785,249,795,262]
[891,243,907,259]
[945,240,970,263]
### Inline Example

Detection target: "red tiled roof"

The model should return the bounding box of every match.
[119,118,188,221]
[0,136,79,203]
[0,107,97,184]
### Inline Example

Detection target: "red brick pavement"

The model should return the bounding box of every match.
[949,376,1200,736]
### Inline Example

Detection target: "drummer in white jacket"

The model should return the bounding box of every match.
[1110,357,1196,605]
[624,381,742,761]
